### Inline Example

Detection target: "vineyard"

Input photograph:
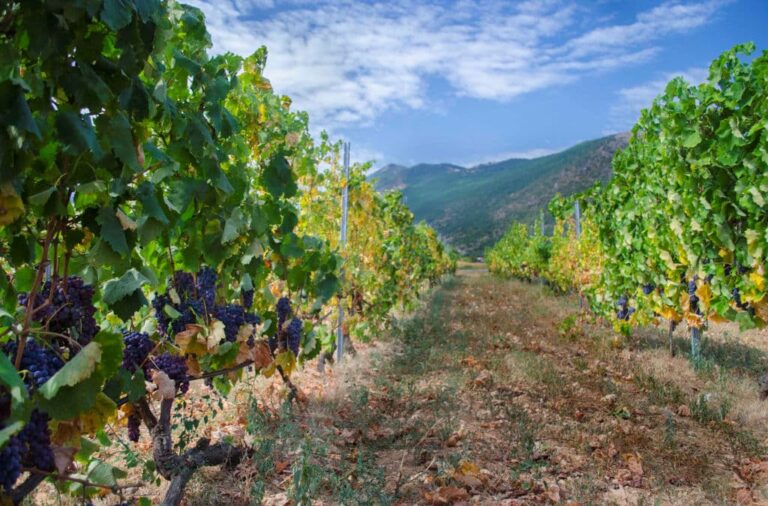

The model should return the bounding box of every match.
[488,43,768,355]
[3,1,768,506]
[0,2,453,505]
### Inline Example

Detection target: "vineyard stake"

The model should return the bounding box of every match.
[574,201,584,310]
[690,326,701,363]
[337,141,351,363]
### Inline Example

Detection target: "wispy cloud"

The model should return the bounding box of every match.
[186,0,724,131]
[463,146,565,168]
[606,66,709,133]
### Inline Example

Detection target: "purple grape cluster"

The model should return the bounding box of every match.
[641,283,655,295]
[19,410,55,472]
[616,295,635,321]
[172,271,195,299]
[122,330,154,372]
[127,413,141,442]
[242,289,254,309]
[148,352,189,394]
[286,318,303,356]
[153,269,260,346]
[0,431,23,492]
[3,339,64,390]
[196,266,217,312]
[18,276,99,345]
[276,297,292,324]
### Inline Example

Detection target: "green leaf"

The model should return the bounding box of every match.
[56,111,103,158]
[101,0,134,30]
[262,154,297,198]
[106,113,141,172]
[135,182,168,224]
[39,342,102,400]
[682,130,702,148]
[102,269,149,305]
[222,208,246,244]
[87,460,128,487]
[0,421,24,448]
[8,85,41,139]
[97,206,129,255]
[0,352,28,416]
[13,266,34,293]
[28,187,56,207]
[38,374,103,420]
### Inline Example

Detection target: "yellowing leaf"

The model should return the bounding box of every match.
[660,306,681,322]
[750,271,766,291]
[175,324,208,355]
[0,183,24,226]
[79,393,117,434]
[695,283,713,308]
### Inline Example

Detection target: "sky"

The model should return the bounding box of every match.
[186,0,768,168]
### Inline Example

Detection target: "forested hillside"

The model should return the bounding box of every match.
[373,133,628,255]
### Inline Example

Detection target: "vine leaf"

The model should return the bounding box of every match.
[101,0,134,31]
[97,207,130,255]
[0,352,28,424]
[39,343,102,400]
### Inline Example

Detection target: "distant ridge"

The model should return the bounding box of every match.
[371,133,629,256]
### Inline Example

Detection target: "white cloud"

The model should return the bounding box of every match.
[186,0,724,132]
[606,66,709,132]
[463,147,565,168]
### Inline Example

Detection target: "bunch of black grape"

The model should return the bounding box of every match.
[122,330,154,373]
[268,297,303,356]
[641,283,655,295]
[286,318,303,356]
[146,352,190,394]
[616,295,635,321]
[1,340,62,491]
[152,268,259,343]
[3,339,64,389]
[18,276,99,345]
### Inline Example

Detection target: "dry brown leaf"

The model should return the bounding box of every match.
[52,446,78,474]
[151,370,176,400]
[677,404,691,417]
[423,486,469,504]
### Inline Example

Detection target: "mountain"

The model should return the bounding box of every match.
[371,133,629,256]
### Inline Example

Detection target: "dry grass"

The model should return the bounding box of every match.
[26,272,768,505]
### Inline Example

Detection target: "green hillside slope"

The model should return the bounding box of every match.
[371,133,628,256]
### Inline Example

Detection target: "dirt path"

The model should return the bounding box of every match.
[181,271,768,505]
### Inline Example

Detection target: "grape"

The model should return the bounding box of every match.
[152,293,171,335]
[245,312,260,325]
[19,410,54,472]
[242,289,254,309]
[617,296,628,308]
[18,276,99,345]
[0,433,22,492]
[213,304,247,342]
[122,330,154,372]
[127,413,141,442]
[173,271,196,300]
[286,318,302,356]
[171,298,204,335]
[196,266,217,311]
[3,339,65,389]
[149,352,189,394]
[688,280,697,296]
[276,297,291,324]
[641,283,655,295]
[725,264,732,276]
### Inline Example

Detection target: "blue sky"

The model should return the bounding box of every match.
[187,0,768,168]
